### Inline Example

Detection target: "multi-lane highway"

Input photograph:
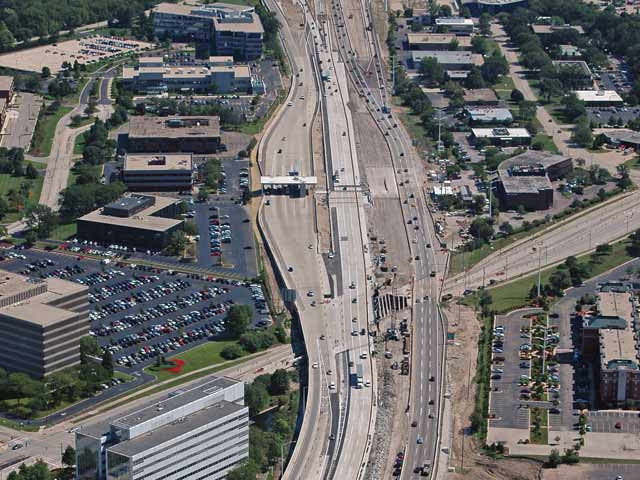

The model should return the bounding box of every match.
[258,0,448,477]
[445,191,640,295]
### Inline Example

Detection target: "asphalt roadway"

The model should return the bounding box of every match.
[445,191,640,296]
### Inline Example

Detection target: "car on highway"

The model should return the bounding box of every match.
[416,436,423,444]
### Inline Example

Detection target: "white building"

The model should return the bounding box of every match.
[76,377,249,480]
[123,153,194,191]
[573,90,624,106]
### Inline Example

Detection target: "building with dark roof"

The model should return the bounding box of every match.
[460,0,527,14]
[496,151,572,210]
[77,195,184,249]
[552,60,593,89]
[124,116,221,154]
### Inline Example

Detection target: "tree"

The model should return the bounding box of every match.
[80,336,101,362]
[269,369,290,395]
[470,194,487,215]
[479,13,491,36]
[0,196,8,221]
[561,93,586,121]
[25,162,38,179]
[549,267,572,293]
[25,204,58,238]
[518,100,537,122]
[225,304,253,339]
[499,222,514,235]
[197,188,209,203]
[183,222,198,236]
[539,78,563,102]
[41,66,51,78]
[471,36,489,55]
[0,21,15,50]
[166,230,187,256]
[221,344,245,360]
[101,350,113,375]
[62,446,76,469]
[418,57,445,85]
[274,323,287,343]
[571,121,593,148]
[563,448,580,464]
[227,461,260,480]
[469,217,494,243]
[480,51,508,84]
[245,382,269,416]
[510,89,524,102]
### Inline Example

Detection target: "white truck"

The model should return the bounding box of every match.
[355,363,364,389]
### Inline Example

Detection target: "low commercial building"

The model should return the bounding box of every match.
[406,33,472,51]
[471,127,531,146]
[465,107,513,124]
[552,60,593,89]
[463,88,499,105]
[531,23,585,35]
[574,90,624,106]
[121,57,253,94]
[600,129,640,149]
[153,3,264,59]
[435,17,475,35]
[559,44,581,58]
[77,195,185,249]
[123,153,193,191]
[460,0,527,14]
[0,76,14,99]
[125,116,221,154]
[0,270,88,378]
[496,150,572,210]
[410,50,484,71]
[592,292,640,408]
[76,376,249,480]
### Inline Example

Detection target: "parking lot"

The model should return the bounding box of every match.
[488,311,534,430]
[0,248,269,372]
[0,35,153,74]
[586,106,640,126]
[587,410,640,433]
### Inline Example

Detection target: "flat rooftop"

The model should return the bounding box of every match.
[128,116,220,139]
[599,291,633,319]
[208,55,234,64]
[108,400,246,457]
[213,14,264,34]
[574,90,623,103]
[124,153,193,172]
[112,376,238,430]
[406,33,472,48]
[601,128,640,145]
[0,302,77,326]
[411,50,484,66]
[472,127,531,138]
[552,60,592,76]
[466,107,513,121]
[531,24,585,34]
[435,17,474,26]
[598,292,637,370]
[463,88,498,103]
[78,195,183,232]
[501,150,571,170]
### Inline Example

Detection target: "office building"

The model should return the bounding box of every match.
[435,17,475,35]
[121,57,253,94]
[496,150,572,210]
[601,129,640,149]
[76,376,249,480]
[123,153,193,191]
[460,0,527,14]
[497,150,571,210]
[552,60,593,89]
[406,33,472,51]
[77,195,185,249]
[125,116,221,154]
[153,3,264,59]
[410,50,484,70]
[531,23,585,35]
[0,270,88,378]
[588,292,640,408]
[573,90,624,106]
[465,107,513,124]
[471,127,531,146]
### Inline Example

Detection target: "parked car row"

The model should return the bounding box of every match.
[77,269,126,287]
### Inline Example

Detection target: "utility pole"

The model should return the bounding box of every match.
[536,244,542,298]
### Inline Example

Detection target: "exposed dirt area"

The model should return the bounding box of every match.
[364,314,412,479]
[219,131,252,158]
[281,0,305,29]
[443,303,542,480]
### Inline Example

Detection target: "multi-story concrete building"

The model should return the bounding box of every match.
[123,153,193,191]
[153,3,264,59]
[77,195,185,249]
[592,291,640,408]
[410,50,484,71]
[0,270,89,378]
[76,376,249,480]
[121,56,253,94]
[124,116,221,154]
[496,150,572,210]
[471,127,532,146]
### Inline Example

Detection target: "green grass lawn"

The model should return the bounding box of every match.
[0,175,44,223]
[29,106,72,157]
[74,131,87,155]
[530,408,549,444]
[68,163,102,186]
[49,222,77,241]
[624,155,640,169]
[484,239,633,313]
[494,75,516,92]
[144,340,243,381]
[532,134,559,153]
